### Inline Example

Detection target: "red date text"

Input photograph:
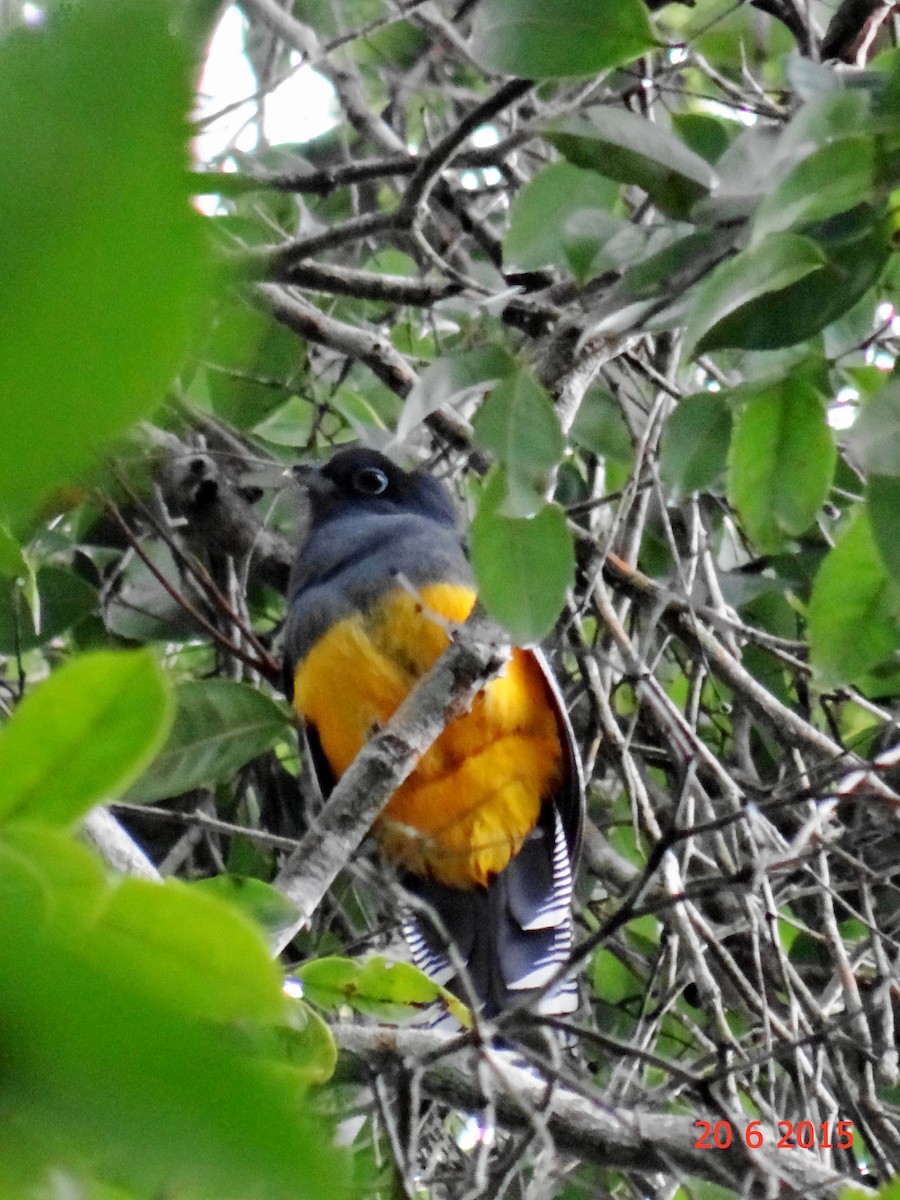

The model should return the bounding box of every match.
[694,1119,854,1150]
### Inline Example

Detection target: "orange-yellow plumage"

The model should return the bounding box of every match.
[293,582,563,889]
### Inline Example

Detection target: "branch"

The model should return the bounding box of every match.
[102,495,281,685]
[269,611,510,952]
[331,1023,874,1197]
[81,807,162,881]
[601,551,865,768]
[255,212,402,277]
[398,79,533,219]
[255,283,477,453]
[238,0,407,155]
[188,139,529,198]
[273,260,463,305]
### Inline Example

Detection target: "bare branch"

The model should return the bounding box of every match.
[331,1023,875,1197]
[81,807,162,881]
[274,260,463,305]
[255,283,476,453]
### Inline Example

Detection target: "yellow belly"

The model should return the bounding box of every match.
[293,583,563,888]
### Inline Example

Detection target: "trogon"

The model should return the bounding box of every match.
[282,447,584,1016]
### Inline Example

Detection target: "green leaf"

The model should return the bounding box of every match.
[846,380,900,475]
[0,826,289,1028]
[395,346,516,440]
[868,475,900,584]
[127,679,291,804]
[671,112,732,163]
[471,0,655,80]
[776,909,800,954]
[0,834,344,1200]
[0,527,26,580]
[298,954,470,1025]
[660,392,732,496]
[0,825,110,933]
[0,1,210,527]
[471,467,575,642]
[296,956,364,1010]
[623,230,725,301]
[275,1003,338,1085]
[570,385,634,463]
[472,369,563,514]
[206,304,300,429]
[779,87,873,152]
[590,947,642,1004]
[684,234,826,357]
[504,163,620,271]
[752,136,878,242]
[193,875,302,936]
[0,564,97,654]
[103,540,199,644]
[808,510,900,686]
[561,208,634,283]
[728,381,836,551]
[544,107,716,219]
[686,214,889,355]
[0,650,172,828]
[84,876,288,1025]
[253,396,318,447]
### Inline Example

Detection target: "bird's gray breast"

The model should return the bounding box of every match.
[284,511,472,668]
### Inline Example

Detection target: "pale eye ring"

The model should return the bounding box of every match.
[354,465,389,496]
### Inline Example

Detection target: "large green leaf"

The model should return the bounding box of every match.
[686,215,889,355]
[0,832,344,1200]
[472,369,563,515]
[752,136,879,242]
[570,386,635,464]
[561,207,637,283]
[471,0,655,79]
[867,475,900,584]
[0,650,172,828]
[395,346,515,440]
[590,948,643,1004]
[0,565,97,654]
[193,875,302,936]
[505,163,621,271]
[298,954,469,1025]
[470,467,574,642]
[0,0,210,528]
[253,396,318,447]
[671,112,732,164]
[846,380,900,475]
[660,393,732,496]
[808,510,900,686]
[85,877,289,1025]
[545,107,716,219]
[623,230,727,300]
[206,303,304,429]
[0,527,27,580]
[267,1004,339,1086]
[127,679,291,803]
[684,234,825,357]
[728,381,836,551]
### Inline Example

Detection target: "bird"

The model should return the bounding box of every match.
[282,446,584,1017]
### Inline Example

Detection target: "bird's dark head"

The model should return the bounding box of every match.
[292,447,458,529]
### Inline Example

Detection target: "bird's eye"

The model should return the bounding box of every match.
[353,465,390,496]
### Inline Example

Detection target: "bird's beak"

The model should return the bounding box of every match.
[289,463,336,499]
